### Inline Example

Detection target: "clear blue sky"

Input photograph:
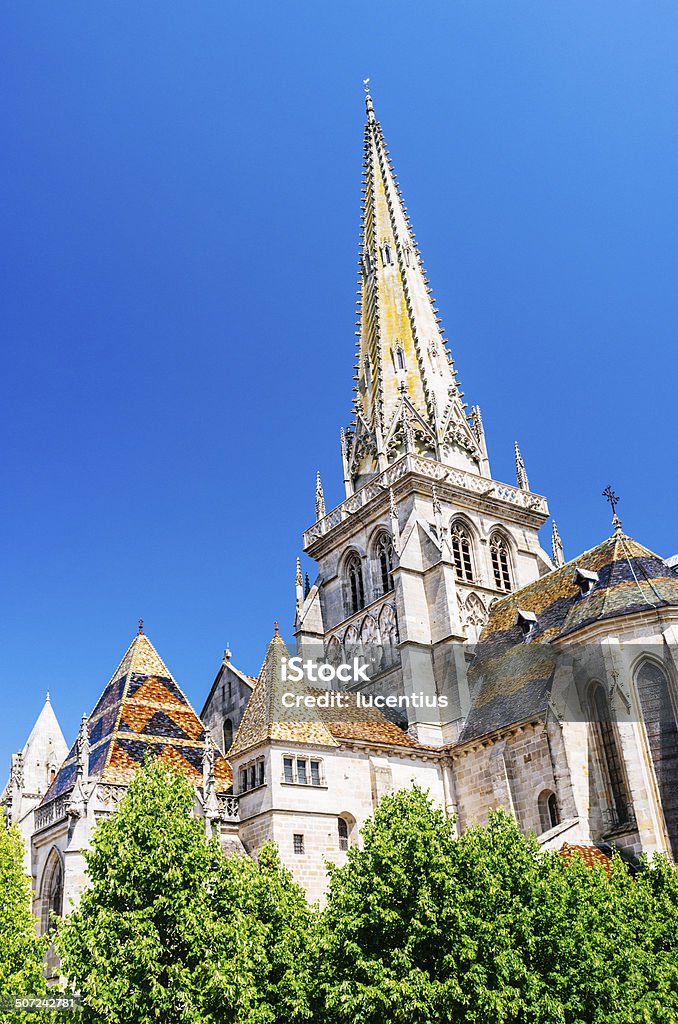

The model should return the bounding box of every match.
[2,2,677,766]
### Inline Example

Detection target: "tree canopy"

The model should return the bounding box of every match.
[0,824,47,997]
[317,786,678,1024]
[56,761,312,1024]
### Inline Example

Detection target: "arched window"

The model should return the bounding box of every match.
[338,817,349,851]
[395,344,406,371]
[490,534,512,591]
[40,851,63,935]
[376,533,395,595]
[635,660,678,858]
[538,789,560,833]
[591,685,629,828]
[451,522,474,582]
[223,719,233,752]
[346,554,365,615]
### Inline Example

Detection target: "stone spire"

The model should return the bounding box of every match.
[315,471,326,521]
[345,90,482,490]
[551,519,565,568]
[295,557,304,608]
[515,442,530,491]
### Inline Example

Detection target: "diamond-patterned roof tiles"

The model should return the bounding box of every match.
[41,631,232,803]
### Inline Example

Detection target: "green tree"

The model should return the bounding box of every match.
[0,824,47,997]
[317,786,678,1024]
[56,760,315,1024]
[214,842,314,1023]
[56,762,264,1024]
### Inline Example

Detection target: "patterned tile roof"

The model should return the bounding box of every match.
[227,631,339,758]
[560,843,613,875]
[41,631,232,804]
[460,533,678,743]
[228,630,423,758]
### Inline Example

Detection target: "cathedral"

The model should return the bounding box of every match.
[4,91,678,930]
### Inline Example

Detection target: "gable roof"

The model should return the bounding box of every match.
[41,631,232,803]
[460,532,678,744]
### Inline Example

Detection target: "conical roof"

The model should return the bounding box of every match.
[41,630,232,803]
[460,532,678,743]
[228,627,338,758]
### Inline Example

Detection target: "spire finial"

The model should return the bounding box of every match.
[551,520,565,568]
[295,557,303,588]
[273,620,280,638]
[138,617,144,635]
[514,442,530,491]
[363,78,375,122]
[603,485,623,534]
[315,471,326,521]
[45,690,50,703]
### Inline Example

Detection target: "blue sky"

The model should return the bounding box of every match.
[2,2,677,766]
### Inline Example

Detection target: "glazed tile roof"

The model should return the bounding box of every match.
[460,533,678,744]
[228,629,422,758]
[41,631,232,804]
[227,630,339,758]
[560,843,613,875]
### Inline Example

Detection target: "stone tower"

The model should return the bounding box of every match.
[296,91,554,744]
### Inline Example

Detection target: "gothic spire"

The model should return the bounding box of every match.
[514,442,530,491]
[315,471,326,521]
[551,520,565,568]
[345,91,482,489]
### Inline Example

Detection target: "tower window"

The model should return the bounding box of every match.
[347,554,365,615]
[239,757,265,793]
[591,685,629,828]
[490,534,512,591]
[293,833,305,855]
[281,755,324,786]
[451,522,474,583]
[376,534,395,595]
[338,817,349,851]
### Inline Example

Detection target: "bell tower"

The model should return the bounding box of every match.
[296,90,553,744]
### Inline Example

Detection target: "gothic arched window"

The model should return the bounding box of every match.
[538,789,560,833]
[376,533,395,595]
[634,660,678,857]
[346,554,365,615]
[338,817,349,851]
[591,684,629,828]
[40,851,63,935]
[395,344,406,371]
[451,522,474,583]
[490,534,512,591]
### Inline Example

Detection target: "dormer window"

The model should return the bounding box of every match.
[395,344,406,372]
[515,608,538,637]
[573,566,599,596]
[382,242,393,266]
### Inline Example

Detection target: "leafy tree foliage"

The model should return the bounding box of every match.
[56,761,311,1024]
[317,786,678,1024]
[0,824,47,996]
